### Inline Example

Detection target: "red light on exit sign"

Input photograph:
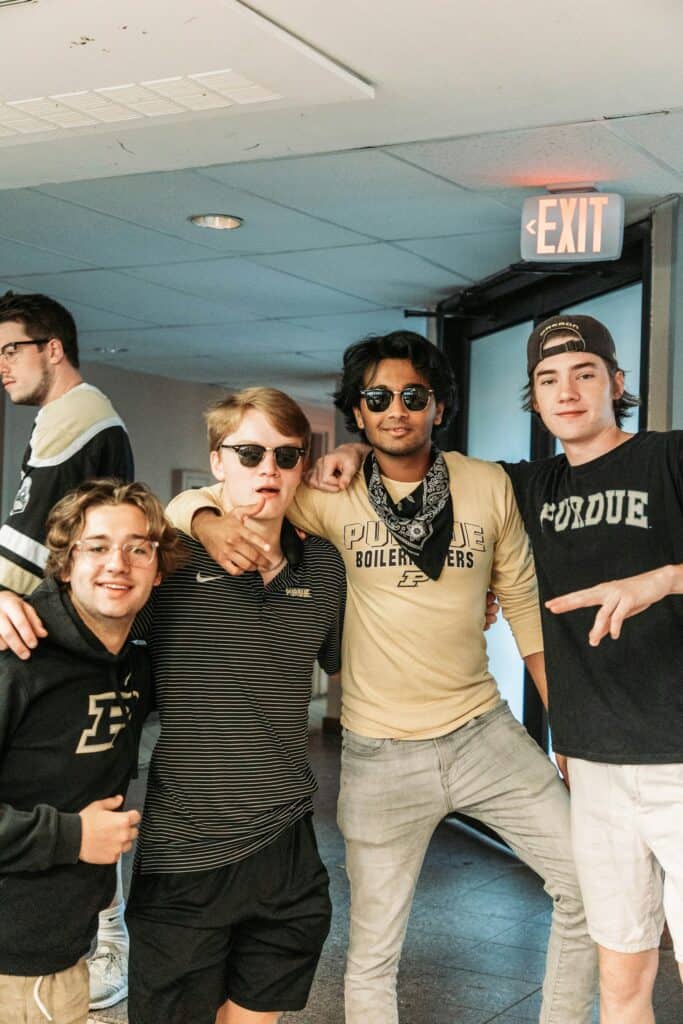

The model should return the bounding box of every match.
[521,193,624,262]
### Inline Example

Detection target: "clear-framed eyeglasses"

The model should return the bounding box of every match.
[70,539,159,567]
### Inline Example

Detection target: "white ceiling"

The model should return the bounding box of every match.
[1,0,683,404]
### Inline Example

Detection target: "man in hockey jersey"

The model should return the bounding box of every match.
[0,291,135,1009]
[0,292,133,596]
[0,479,183,1024]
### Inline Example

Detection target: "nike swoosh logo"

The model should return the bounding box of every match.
[196,572,224,584]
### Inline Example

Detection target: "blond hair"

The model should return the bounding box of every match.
[205,387,311,453]
[45,479,187,579]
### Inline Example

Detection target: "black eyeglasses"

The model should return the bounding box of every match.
[359,385,434,413]
[219,443,306,469]
[0,339,49,362]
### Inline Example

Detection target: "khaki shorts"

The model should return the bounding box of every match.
[568,758,683,960]
[0,958,89,1024]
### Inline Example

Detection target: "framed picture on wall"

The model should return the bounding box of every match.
[171,469,213,497]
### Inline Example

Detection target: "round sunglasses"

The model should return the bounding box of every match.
[219,443,306,469]
[359,385,434,413]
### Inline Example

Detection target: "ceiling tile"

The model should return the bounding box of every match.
[0,189,225,267]
[197,150,517,237]
[5,270,253,326]
[79,319,339,359]
[39,168,369,254]
[104,348,341,396]
[388,121,683,193]
[394,230,520,281]
[249,243,466,305]
[285,308,427,348]
[0,236,92,276]
[0,279,150,331]
[124,258,381,317]
[609,110,683,174]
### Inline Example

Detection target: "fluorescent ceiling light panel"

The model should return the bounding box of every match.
[0,68,278,137]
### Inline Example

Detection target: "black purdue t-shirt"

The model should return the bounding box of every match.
[502,431,683,764]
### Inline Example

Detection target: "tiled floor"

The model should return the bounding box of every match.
[92,701,682,1023]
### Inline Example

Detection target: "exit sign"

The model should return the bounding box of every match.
[521,193,624,262]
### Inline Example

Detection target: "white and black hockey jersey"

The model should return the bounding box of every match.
[0,383,134,595]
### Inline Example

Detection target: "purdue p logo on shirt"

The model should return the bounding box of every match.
[75,685,139,754]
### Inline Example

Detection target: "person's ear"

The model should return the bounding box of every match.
[209,449,226,482]
[46,337,65,365]
[353,405,364,431]
[612,370,625,401]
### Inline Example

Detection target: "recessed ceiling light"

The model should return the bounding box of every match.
[189,213,243,230]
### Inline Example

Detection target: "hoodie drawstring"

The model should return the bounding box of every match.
[32,976,54,1021]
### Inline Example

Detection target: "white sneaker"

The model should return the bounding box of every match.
[88,944,128,1009]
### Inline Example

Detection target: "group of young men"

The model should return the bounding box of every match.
[0,291,680,1024]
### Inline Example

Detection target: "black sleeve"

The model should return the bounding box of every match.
[317,564,346,676]
[131,589,157,641]
[78,426,134,483]
[498,460,532,504]
[0,660,81,871]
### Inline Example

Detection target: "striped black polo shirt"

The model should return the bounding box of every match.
[136,526,345,873]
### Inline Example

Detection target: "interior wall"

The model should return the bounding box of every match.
[672,203,683,430]
[1,363,335,518]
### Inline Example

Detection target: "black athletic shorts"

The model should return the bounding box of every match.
[126,814,331,1023]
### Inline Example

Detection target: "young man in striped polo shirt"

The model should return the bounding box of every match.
[126,388,345,1024]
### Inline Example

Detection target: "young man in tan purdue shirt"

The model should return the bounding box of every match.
[168,331,597,1024]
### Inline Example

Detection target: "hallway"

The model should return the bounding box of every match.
[93,701,683,1023]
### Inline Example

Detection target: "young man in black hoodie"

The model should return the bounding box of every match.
[0,479,182,1024]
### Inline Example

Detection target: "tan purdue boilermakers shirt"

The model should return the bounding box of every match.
[167,451,543,740]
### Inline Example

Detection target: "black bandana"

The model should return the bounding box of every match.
[363,448,453,580]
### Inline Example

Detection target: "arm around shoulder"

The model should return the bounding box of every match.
[166,484,223,535]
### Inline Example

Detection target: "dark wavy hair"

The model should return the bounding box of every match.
[333,330,458,440]
[521,356,641,428]
[0,291,80,369]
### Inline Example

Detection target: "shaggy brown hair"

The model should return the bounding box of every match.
[45,479,187,579]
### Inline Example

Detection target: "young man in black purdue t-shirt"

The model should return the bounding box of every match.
[502,314,683,1024]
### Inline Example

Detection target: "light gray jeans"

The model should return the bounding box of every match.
[338,702,597,1023]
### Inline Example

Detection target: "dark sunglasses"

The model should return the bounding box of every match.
[219,443,306,469]
[359,385,434,413]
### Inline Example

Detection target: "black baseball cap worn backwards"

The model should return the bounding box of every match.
[527,314,617,375]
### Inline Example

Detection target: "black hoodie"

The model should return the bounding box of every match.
[0,577,152,975]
